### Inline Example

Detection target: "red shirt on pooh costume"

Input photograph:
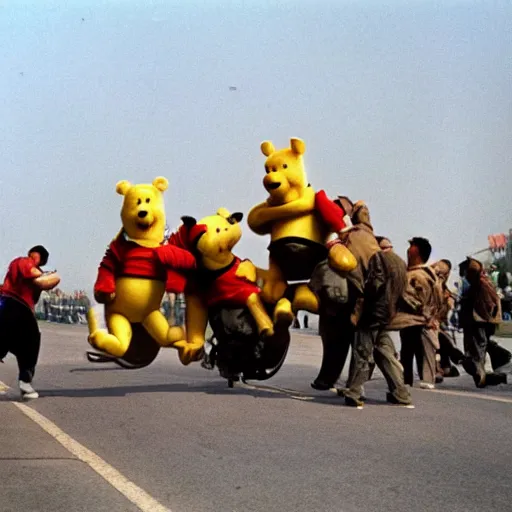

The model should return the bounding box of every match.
[158,223,260,308]
[94,232,196,296]
[200,256,261,308]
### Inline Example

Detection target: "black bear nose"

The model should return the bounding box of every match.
[138,210,148,218]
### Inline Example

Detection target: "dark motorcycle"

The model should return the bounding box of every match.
[201,304,291,387]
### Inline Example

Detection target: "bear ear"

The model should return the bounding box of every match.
[261,141,275,157]
[181,216,197,228]
[216,207,231,219]
[230,212,244,223]
[290,137,306,155]
[152,176,169,192]
[116,180,132,196]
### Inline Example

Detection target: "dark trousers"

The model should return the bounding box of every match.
[314,312,355,387]
[400,326,438,385]
[344,328,411,404]
[438,329,465,370]
[462,322,508,387]
[0,296,41,383]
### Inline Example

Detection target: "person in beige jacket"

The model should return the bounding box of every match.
[389,237,443,389]
[333,203,412,409]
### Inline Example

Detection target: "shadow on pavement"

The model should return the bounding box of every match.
[30,381,343,403]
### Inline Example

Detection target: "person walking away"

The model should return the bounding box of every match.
[432,259,465,379]
[459,258,508,387]
[391,238,443,390]
[329,201,412,409]
[0,246,60,400]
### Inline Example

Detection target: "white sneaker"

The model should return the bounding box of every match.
[19,381,39,401]
[419,382,435,390]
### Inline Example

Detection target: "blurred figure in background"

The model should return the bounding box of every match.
[459,258,509,387]
[431,259,464,380]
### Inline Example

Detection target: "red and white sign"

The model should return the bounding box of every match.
[488,233,509,251]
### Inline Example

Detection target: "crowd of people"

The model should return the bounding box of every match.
[307,198,510,409]
[31,289,186,327]
[0,210,510,405]
[35,289,91,324]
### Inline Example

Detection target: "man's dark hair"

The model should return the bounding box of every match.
[440,259,452,270]
[409,237,432,263]
[458,258,470,278]
[28,245,49,266]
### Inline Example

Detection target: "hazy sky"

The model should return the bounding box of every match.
[1,0,511,298]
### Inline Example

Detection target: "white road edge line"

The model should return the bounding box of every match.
[242,381,512,405]
[423,388,512,404]
[0,381,171,512]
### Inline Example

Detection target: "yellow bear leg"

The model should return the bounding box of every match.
[88,312,132,358]
[273,297,295,328]
[260,258,288,305]
[246,293,274,338]
[142,310,185,348]
[292,284,319,315]
[178,293,209,366]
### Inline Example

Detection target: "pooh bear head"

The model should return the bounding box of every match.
[179,208,244,270]
[116,176,169,246]
[260,137,308,206]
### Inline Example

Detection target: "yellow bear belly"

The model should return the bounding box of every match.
[271,213,328,244]
[110,277,165,323]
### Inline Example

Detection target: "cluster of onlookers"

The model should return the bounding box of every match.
[160,293,186,326]
[488,265,512,321]
[36,289,91,325]
[307,198,510,409]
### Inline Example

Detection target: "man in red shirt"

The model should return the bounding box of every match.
[0,245,60,400]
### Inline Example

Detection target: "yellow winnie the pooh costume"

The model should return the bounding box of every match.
[157,208,294,352]
[247,137,357,315]
[87,176,199,365]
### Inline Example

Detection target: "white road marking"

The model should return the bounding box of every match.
[422,388,512,404]
[239,381,315,401]
[0,381,171,512]
[242,381,512,405]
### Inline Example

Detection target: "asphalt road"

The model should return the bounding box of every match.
[1,323,512,512]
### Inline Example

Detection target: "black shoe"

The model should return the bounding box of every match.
[344,396,364,409]
[435,374,444,384]
[484,372,507,386]
[336,388,366,402]
[443,366,460,377]
[386,392,415,408]
[311,380,334,391]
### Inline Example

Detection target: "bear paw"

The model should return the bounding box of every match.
[88,330,127,358]
[176,341,204,366]
[327,244,357,274]
[273,298,294,328]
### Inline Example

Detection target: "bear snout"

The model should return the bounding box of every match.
[138,210,148,218]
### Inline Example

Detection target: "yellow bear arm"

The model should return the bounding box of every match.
[249,187,316,230]
[247,202,274,235]
[236,260,258,283]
